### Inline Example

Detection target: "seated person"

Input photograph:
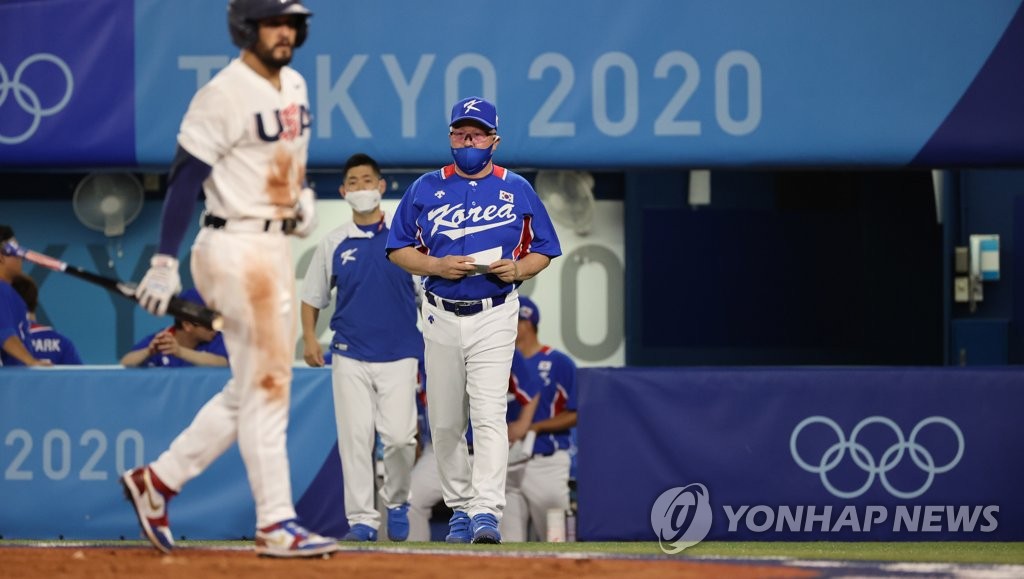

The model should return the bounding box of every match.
[11,273,83,365]
[120,288,228,368]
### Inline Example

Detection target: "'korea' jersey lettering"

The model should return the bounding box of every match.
[386,164,562,300]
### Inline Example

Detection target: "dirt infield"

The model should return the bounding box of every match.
[0,546,818,579]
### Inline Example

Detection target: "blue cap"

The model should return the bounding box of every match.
[179,287,206,307]
[518,296,540,327]
[450,97,497,130]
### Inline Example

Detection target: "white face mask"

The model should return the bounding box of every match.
[344,189,381,213]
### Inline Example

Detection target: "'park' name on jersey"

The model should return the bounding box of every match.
[428,201,516,239]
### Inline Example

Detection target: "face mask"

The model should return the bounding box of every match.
[451,144,494,175]
[344,189,381,213]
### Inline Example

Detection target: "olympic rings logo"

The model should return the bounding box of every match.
[0,53,74,145]
[790,416,964,500]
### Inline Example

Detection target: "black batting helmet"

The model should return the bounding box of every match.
[227,0,312,49]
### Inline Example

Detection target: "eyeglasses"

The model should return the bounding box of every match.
[449,130,496,146]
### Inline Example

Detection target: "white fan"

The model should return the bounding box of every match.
[73,173,144,237]
[534,170,596,236]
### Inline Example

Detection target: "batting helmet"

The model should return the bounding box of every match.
[227,0,312,49]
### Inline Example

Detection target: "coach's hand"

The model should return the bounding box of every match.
[433,255,477,280]
[137,254,181,316]
[293,187,318,238]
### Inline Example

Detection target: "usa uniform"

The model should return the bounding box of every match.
[301,214,422,533]
[386,164,561,521]
[146,57,312,529]
[502,346,578,542]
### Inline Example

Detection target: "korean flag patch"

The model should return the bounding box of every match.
[499,190,514,203]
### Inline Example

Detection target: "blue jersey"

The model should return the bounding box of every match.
[27,323,83,365]
[302,216,423,363]
[0,281,31,367]
[525,346,578,456]
[129,327,229,368]
[506,349,544,423]
[386,164,562,301]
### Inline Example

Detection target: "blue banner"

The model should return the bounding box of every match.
[0,367,342,540]
[0,0,135,166]
[3,0,1024,167]
[577,367,1024,542]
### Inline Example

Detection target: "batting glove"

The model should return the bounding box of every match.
[136,254,181,316]
[292,187,318,238]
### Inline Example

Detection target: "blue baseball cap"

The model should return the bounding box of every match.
[518,296,540,327]
[450,96,497,130]
[179,287,206,307]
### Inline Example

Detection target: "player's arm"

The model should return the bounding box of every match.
[300,301,325,367]
[387,246,475,280]
[2,335,49,366]
[171,346,228,367]
[136,146,211,316]
[529,410,578,434]
[489,252,551,284]
[508,394,540,443]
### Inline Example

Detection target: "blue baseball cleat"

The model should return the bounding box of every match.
[471,513,501,544]
[445,511,472,543]
[341,523,378,542]
[387,503,410,542]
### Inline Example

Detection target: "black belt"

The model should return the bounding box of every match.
[203,213,297,234]
[425,291,509,317]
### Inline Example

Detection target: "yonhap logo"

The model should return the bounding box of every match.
[650,483,712,554]
[790,416,964,499]
[0,53,74,145]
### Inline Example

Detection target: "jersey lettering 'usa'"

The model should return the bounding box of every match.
[386,164,562,301]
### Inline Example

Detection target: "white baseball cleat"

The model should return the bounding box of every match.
[255,519,340,558]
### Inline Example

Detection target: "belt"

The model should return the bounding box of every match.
[203,213,297,234]
[425,291,509,317]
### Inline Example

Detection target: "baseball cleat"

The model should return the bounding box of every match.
[340,523,378,542]
[445,510,472,543]
[120,466,175,553]
[471,513,501,544]
[386,503,410,542]
[255,519,340,558]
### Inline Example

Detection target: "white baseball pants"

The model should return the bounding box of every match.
[500,450,571,541]
[150,227,297,529]
[331,355,418,529]
[422,294,518,519]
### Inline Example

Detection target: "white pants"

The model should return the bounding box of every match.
[423,294,518,519]
[501,450,571,542]
[151,228,297,529]
[332,356,418,529]
[407,443,443,541]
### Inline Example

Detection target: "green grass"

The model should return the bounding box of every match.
[4,539,1023,565]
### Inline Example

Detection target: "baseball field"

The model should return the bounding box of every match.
[2,540,1022,578]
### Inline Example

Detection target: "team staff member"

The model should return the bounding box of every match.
[502,296,578,542]
[300,153,422,543]
[121,289,228,368]
[122,0,337,558]
[386,96,561,544]
[0,225,50,367]
[10,274,83,365]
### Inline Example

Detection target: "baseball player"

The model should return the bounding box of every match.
[10,274,83,365]
[501,296,578,542]
[121,0,338,558]
[386,96,562,544]
[120,288,228,368]
[300,153,422,542]
[0,225,50,367]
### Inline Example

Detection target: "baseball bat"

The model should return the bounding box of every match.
[3,242,223,331]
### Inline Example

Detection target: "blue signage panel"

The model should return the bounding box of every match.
[578,367,1024,541]
[0,368,341,540]
[0,0,136,166]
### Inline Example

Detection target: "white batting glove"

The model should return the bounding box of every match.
[136,254,181,316]
[292,187,318,238]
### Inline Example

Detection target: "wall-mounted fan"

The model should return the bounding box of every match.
[73,173,144,237]
[534,170,596,236]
